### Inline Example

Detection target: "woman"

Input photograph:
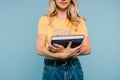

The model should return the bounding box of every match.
[36,0,91,80]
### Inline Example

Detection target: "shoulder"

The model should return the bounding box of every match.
[80,17,86,25]
[75,17,87,29]
[39,15,49,22]
[77,17,87,30]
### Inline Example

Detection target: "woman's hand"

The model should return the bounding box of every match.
[53,41,82,59]
[48,43,65,53]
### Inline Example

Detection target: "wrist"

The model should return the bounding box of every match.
[52,52,67,59]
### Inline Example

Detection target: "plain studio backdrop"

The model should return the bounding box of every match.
[0,0,120,80]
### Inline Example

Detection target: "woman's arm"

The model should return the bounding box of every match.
[36,35,81,59]
[48,36,91,56]
[36,35,55,57]
[77,36,91,55]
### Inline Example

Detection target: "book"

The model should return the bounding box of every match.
[51,35,84,48]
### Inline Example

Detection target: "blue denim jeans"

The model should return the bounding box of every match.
[42,58,84,80]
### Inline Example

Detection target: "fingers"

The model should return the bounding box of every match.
[66,41,72,49]
[53,44,64,48]
[70,49,80,56]
[76,52,80,56]
[72,44,81,52]
[75,44,82,49]
[70,45,82,56]
[48,43,56,52]
[48,43,57,50]
[48,43,64,52]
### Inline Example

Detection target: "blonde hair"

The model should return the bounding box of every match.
[47,0,85,26]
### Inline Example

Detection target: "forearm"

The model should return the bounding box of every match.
[37,47,55,58]
[36,47,64,59]
[79,36,91,55]
[79,46,91,55]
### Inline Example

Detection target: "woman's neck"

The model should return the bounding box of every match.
[56,9,68,21]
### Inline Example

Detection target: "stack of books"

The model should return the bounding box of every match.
[51,35,84,48]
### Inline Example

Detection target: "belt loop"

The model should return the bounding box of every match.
[54,60,57,67]
[63,61,67,66]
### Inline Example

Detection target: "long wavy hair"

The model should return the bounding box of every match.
[47,0,85,26]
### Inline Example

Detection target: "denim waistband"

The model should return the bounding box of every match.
[44,57,78,66]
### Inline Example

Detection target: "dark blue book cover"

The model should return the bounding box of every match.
[51,35,84,48]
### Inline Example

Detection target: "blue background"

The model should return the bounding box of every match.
[0,0,120,80]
